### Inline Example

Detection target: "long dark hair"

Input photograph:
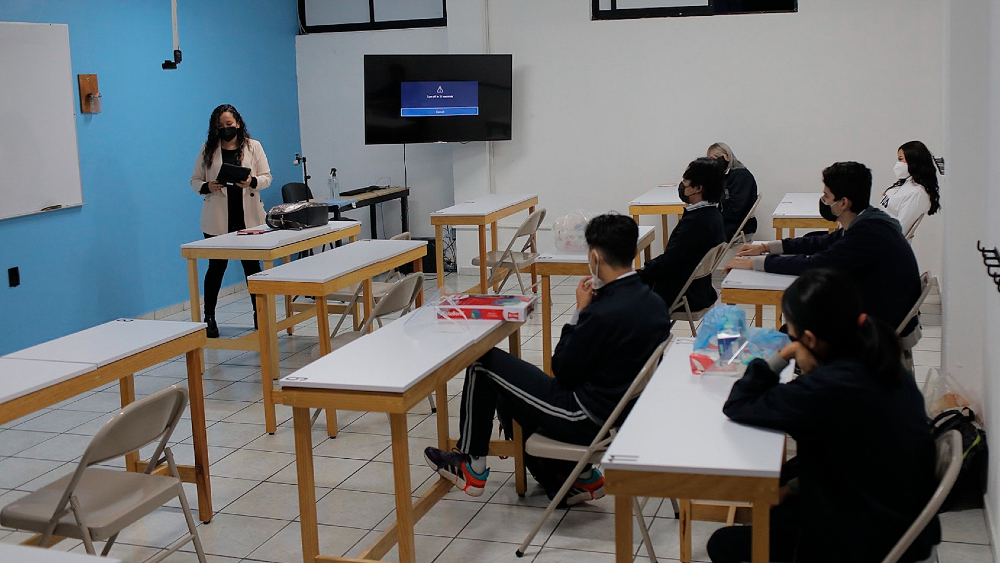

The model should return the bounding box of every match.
[781,269,903,385]
[202,104,251,169]
[890,140,941,215]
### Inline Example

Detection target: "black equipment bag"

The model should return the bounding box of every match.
[930,407,988,512]
[265,202,329,230]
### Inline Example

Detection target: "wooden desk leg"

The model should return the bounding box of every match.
[414,257,424,308]
[187,259,201,323]
[661,214,671,246]
[478,224,489,294]
[435,225,445,291]
[528,207,538,290]
[615,494,634,563]
[754,305,763,328]
[491,221,501,292]
[774,227,783,240]
[679,499,693,563]
[542,275,553,376]
[512,421,526,496]
[788,228,796,238]
[644,245,652,265]
[775,307,783,330]
[435,383,449,450]
[314,296,338,439]
[751,501,770,563]
[257,292,279,434]
[119,374,139,472]
[389,413,417,563]
[363,278,374,334]
[293,407,320,563]
[280,257,295,335]
[186,347,213,522]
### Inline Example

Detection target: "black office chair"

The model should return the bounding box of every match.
[281,182,313,204]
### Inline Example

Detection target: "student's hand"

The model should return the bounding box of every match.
[208,181,225,192]
[722,257,753,273]
[780,342,819,373]
[736,243,767,257]
[576,277,596,310]
[238,175,253,189]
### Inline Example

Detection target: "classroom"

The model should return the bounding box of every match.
[1,1,998,562]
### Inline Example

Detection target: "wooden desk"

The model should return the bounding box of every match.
[629,186,686,248]
[247,239,428,435]
[603,338,784,563]
[430,194,539,294]
[279,311,526,563]
[0,544,119,562]
[720,269,797,329]
[1,319,214,523]
[180,221,361,350]
[771,192,838,239]
[535,226,656,375]
[318,186,410,240]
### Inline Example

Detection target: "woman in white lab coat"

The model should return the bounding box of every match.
[879,140,941,236]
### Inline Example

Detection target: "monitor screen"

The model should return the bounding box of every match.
[400,81,479,117]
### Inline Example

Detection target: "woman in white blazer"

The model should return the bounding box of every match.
[879,140,941,237]
[190,104,272,337]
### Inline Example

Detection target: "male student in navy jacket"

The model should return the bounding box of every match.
[725,161,921,335]
[637,157,727,312]
[423,214,671,504]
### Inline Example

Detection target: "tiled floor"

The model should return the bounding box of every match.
[0,273,991,563]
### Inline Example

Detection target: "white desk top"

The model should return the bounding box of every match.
[0,357,96,405]
[538,226,656,263]
[602,338,785,478]
[180,221,359,251]
[629,185,684,207]
[280,309,505,393]
[0,545,119,563]
[430,194,537,217]
[771,192,824,219]
[4,319,205,367]
[721,269,797,292]
[247,239,426,285]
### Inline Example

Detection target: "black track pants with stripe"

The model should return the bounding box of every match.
[457,347,601,460]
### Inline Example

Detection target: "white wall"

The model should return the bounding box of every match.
[295,27,455,239]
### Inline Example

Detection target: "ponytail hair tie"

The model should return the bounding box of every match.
[857,313,867,327]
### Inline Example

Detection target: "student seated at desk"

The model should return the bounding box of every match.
[637,157,727,313]
[708,269,939,563]
[424,214,671,502]
[880,140,943,236]
[725,161,920,334]
[707,142,759,241]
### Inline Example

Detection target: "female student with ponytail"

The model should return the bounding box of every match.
[880,140,942,236]
[707,269,939,563]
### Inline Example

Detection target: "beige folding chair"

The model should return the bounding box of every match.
[726,194,763,251]
[882,429,963,563]
[0,386,207,563]
[515,336,674,561]
[669,242,729,336]
[896,272,934,374]
[904,213,925,244]
[327,232,413,331]
[472,209,547,295]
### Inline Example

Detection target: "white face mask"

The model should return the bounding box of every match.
[588,250,605,290]
[893,161,910,181]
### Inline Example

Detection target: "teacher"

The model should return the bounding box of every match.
[190,104,272,338]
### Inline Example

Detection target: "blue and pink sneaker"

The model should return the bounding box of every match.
[423,447,489,497]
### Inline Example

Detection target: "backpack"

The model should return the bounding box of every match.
[930,407,988,512]
[265,202,329,230]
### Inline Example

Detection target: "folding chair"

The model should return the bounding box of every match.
[515,336,674,561]
[669,242,729,336]
[0,386,207,563]
[904,213,925,244]
[327,232,413,331]
[896,272,934,374]
[726,194,763,251]
[882,429,962,563]
[472,209,547,294]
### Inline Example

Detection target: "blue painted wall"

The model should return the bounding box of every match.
[0,1,301,354]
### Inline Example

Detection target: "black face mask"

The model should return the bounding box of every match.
[818,197,840,222]
[217,126,238,142]
[678,183,690,205]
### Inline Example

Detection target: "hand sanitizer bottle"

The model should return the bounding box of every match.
[328,168,339,199]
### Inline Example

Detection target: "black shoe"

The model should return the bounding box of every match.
[205,315,219,338]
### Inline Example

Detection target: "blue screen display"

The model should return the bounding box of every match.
[400,81,479,117]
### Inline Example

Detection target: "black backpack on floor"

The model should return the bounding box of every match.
[930,407,988,512]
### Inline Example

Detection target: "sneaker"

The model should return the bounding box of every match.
[564,468,605,506]
[423,447,488,497]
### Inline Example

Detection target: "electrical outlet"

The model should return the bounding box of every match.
[8,267,19,287]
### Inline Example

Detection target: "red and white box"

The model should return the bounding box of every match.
[436,294,537,322]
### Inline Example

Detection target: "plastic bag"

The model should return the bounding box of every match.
[689,304,790,375]
[552,211,594,253]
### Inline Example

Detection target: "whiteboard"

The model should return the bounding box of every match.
[0,22,83,221]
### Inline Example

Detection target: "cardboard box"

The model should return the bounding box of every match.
[436,294,536,322]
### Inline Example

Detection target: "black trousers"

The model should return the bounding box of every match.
[458,347,601,487]
[202,233,262,318]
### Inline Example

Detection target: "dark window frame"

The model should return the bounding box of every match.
[592,1,796,20]
[298,0,447,33]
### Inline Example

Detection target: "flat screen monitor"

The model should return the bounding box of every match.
[364,54,512,144]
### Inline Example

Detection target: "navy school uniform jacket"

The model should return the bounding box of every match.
[724,355,940,563]
[761,206,920,334]
[551,274,672,425]
[721,167,759,241]
[637,204,726,314]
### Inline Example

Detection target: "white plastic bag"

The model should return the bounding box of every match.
[552,211,593,253]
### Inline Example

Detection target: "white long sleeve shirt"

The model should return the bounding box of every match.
[879,178,930,236]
